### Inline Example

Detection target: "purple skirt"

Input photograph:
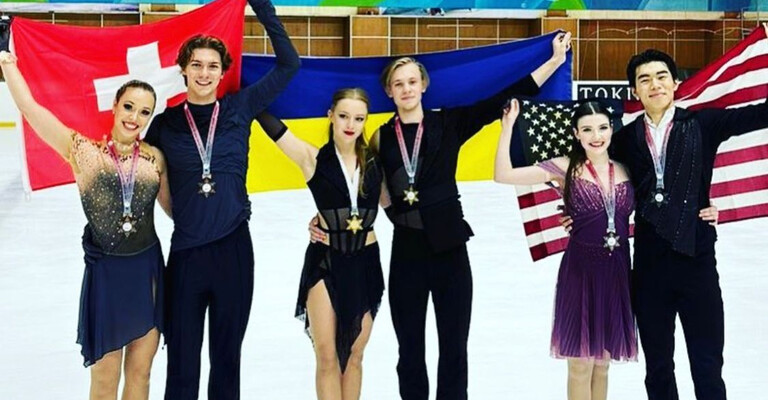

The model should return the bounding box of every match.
[550,236,638,363]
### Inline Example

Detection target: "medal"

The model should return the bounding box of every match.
[335,147,363,235]
[644,119,674,209]
[585,160,619,253]
[403,186,419,205]
[394,116,424,206]
[651,189,668,207]
[107,138,140,238]
[120,214,138,237]
[198,175,216,197]
[184,101,220,198]
[346,212,363,235]
[603,230,620,252]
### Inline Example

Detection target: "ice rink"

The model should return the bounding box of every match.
[1,129,765,399]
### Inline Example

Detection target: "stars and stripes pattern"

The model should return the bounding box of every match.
[514,26,768,261]
[512,99,624,261]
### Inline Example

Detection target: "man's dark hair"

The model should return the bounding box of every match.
[626,49,678,88]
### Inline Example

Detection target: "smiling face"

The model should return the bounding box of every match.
[386,62,426,113]
[573,113,613,159]
[632,61,679,115]
[111,87,155,143]
[182,48,224,104]
[329,98,368,146]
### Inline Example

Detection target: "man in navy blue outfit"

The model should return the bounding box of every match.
[143,0,300,398]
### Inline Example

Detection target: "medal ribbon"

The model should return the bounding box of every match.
[585,160,617,232]
[394,116,424,186]
[644,120,674,191]
[107,140,141,216]
[334,147,361,215]
[184,101,220,178]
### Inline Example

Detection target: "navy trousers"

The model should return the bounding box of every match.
[632,225,726,400]
[389,226,473,400]
[164,221,254,400]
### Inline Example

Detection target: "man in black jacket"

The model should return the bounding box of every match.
[611,41,768,400]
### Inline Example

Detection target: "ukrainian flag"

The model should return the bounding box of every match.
[242,31,572,192]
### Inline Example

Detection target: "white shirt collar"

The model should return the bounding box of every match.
[643,105,676,129]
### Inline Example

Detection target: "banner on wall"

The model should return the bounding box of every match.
[0,0,765,12]
[572,81,633,101]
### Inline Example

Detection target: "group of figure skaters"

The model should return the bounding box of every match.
[2,2,763,400]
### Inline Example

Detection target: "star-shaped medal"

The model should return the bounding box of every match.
[119,214,138,237]
[198,176,216,198]
[403,186,419,206]
[603,231,621,252]
[346,214,363,235]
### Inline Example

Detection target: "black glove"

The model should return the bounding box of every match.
[0,16,12,52]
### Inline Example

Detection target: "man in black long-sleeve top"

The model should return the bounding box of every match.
[611,45,768,400]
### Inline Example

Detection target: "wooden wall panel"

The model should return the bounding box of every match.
[675,40,712,71]
[498,19,532,39]
[391,18,416,37]
[351,38,388,57]
[267,38,308,56]
[577,39,598,80]
[103,14,140,27]
[281,17,308,37]
[310,39,346,57]
[311,17,346,37]
[459,19,497,39]
[636,40,673,55]
[244,16,265,36]
[598,20,635,39]
[597,40,636,80]
[542,18,577,37]
[579,20,599,40]
[418,39,456,53]
[54,13,102,26]
[418,18,456,38]
[352,16,387,37]
[637,20,675,39]
[391,39,416,55]
[243,38,266,54]
[141,13,175,24]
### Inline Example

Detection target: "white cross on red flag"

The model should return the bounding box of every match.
[10,0,246,191]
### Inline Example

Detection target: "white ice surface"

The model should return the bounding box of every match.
[0,129,765,399]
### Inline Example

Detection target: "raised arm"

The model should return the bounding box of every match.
[0,51,72,159]
[494,99,563,185]
[238,0,301,118]
[255,111,318,180]
[451,32,571,144]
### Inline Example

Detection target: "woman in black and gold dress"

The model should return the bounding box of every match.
[257,88,385,400]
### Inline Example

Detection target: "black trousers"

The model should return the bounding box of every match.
[164,221,254,400]
[389,227,473,400]
[632,229,725,400]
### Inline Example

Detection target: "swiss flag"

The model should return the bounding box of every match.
[10,0,246,191]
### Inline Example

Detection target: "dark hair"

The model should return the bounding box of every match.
[328,88,371,197]
[563,100,613,210]
[176,34,233,72]
[114,80,157,111]
[626,49,678,88]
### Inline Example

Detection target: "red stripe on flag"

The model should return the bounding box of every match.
[523,213,564,236]
[530,237,569,262]
[713,145,768,168]
[711,175,768,197]
[684,55,768,101]
[517,187,561,209]
[719,203,768,223]
[688,85,768,111]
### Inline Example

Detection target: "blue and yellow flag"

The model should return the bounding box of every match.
[242,32,572,192]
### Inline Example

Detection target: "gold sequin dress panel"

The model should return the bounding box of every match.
[70,133,160,255]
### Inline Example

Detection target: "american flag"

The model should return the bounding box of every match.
[514,26,768,262]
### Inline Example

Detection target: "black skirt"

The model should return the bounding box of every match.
[295,241,384,372]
